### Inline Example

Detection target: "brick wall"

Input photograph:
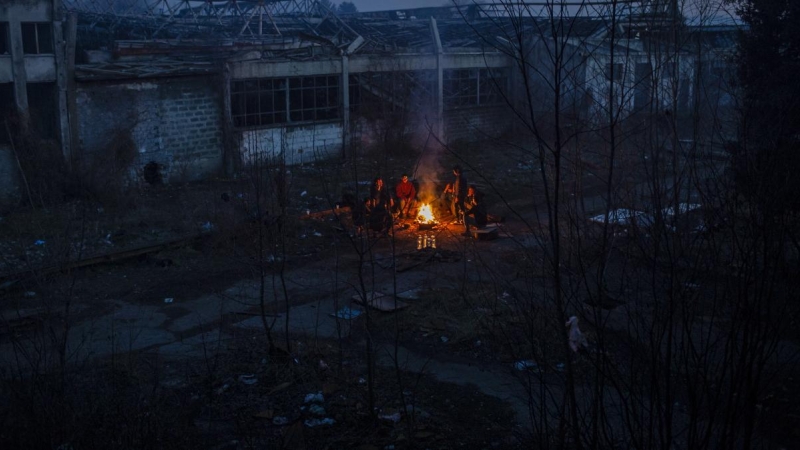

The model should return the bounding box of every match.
[76,76,224,184]
[444,105,513,143]
[240,122,342,166]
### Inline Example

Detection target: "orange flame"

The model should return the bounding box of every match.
[417,203,435,224]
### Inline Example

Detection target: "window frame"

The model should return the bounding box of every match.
[444,68,508,110]
[231,75,341,128]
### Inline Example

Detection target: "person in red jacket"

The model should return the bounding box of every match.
[395,173,417,218]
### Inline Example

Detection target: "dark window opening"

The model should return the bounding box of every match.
[27,82,57,139]
[0,23,9,55]
[348,71,436,114]
[661,61,676,80]
[605,63,624,82]
[634,62,652,111]
[0,83,14,143]
[21,23,54,55]
[444,68,508,109]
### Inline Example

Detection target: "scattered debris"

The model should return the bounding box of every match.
[514,360,538,371]
[440,336,449,343]
[164,297,174,303]
[300,190,307,197]
[396,288,424,300]
[308,404,326,416]
[358,377,366,385]
[272,416,290,426]
[238,374,258,385]
[23,291,36,298]
[379,412,402,423]
[304,392,324,403]
[330,307,362,320]
[215,383,230,395]
[318,360,329,370]
[313,231,322,237]
[555,363,565,372]
[34,240,45,246]
[201,221,214,232]
[303,418,335,427]
[352,292,408,312]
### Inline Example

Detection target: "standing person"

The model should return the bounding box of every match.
[370,177,393,210]
[452,165,468,224]
[395,173,416,218]
[368,177,393,234]
[463,185,487,236]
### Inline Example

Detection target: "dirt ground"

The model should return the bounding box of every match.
[0,144,546,449]
[1,142,799,449]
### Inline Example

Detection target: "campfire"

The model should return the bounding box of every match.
[417,203,438,230]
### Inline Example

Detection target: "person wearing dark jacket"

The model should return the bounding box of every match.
[463,185,487,235]
[451,166,467,223]
[368,177,393,234]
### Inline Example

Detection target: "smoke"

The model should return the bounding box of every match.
[411,118,446,204]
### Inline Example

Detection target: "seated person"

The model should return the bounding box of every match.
[463,185,488,235]
[395,173,417,218]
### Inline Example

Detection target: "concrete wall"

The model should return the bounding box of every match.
[76,76,224,183]
[0,0,51,21]
[240,122,342,166]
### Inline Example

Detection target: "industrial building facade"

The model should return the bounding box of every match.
[0,1,736,206]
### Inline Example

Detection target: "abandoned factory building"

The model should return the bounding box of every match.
[0,1,736,206]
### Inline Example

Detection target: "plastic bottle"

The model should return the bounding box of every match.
[417,235,423,250]
[431,235,436,249]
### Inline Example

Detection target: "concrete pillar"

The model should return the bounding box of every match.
[430,18,444,141]
[221,63,235,175]
[53,16,72,162]
[341,54,349,159]
[7,20,29,116]
[65,13,79,164]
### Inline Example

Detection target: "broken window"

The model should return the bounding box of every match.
[0,23,9,55]
[21,23,54,55]
[231,75,339,127]
[289,75,339,122]
[349,71,435,114]
[444,68,508,109]
[444,69,478,109]
[231,78,287,127]
[478,69,508,105]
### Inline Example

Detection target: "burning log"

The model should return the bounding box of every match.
[417,203,438,230]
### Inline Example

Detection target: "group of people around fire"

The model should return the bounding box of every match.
[353,165,488,237]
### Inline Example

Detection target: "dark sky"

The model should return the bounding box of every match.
[349,1,447,12]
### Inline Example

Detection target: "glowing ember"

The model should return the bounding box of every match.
[417,203,435,224]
